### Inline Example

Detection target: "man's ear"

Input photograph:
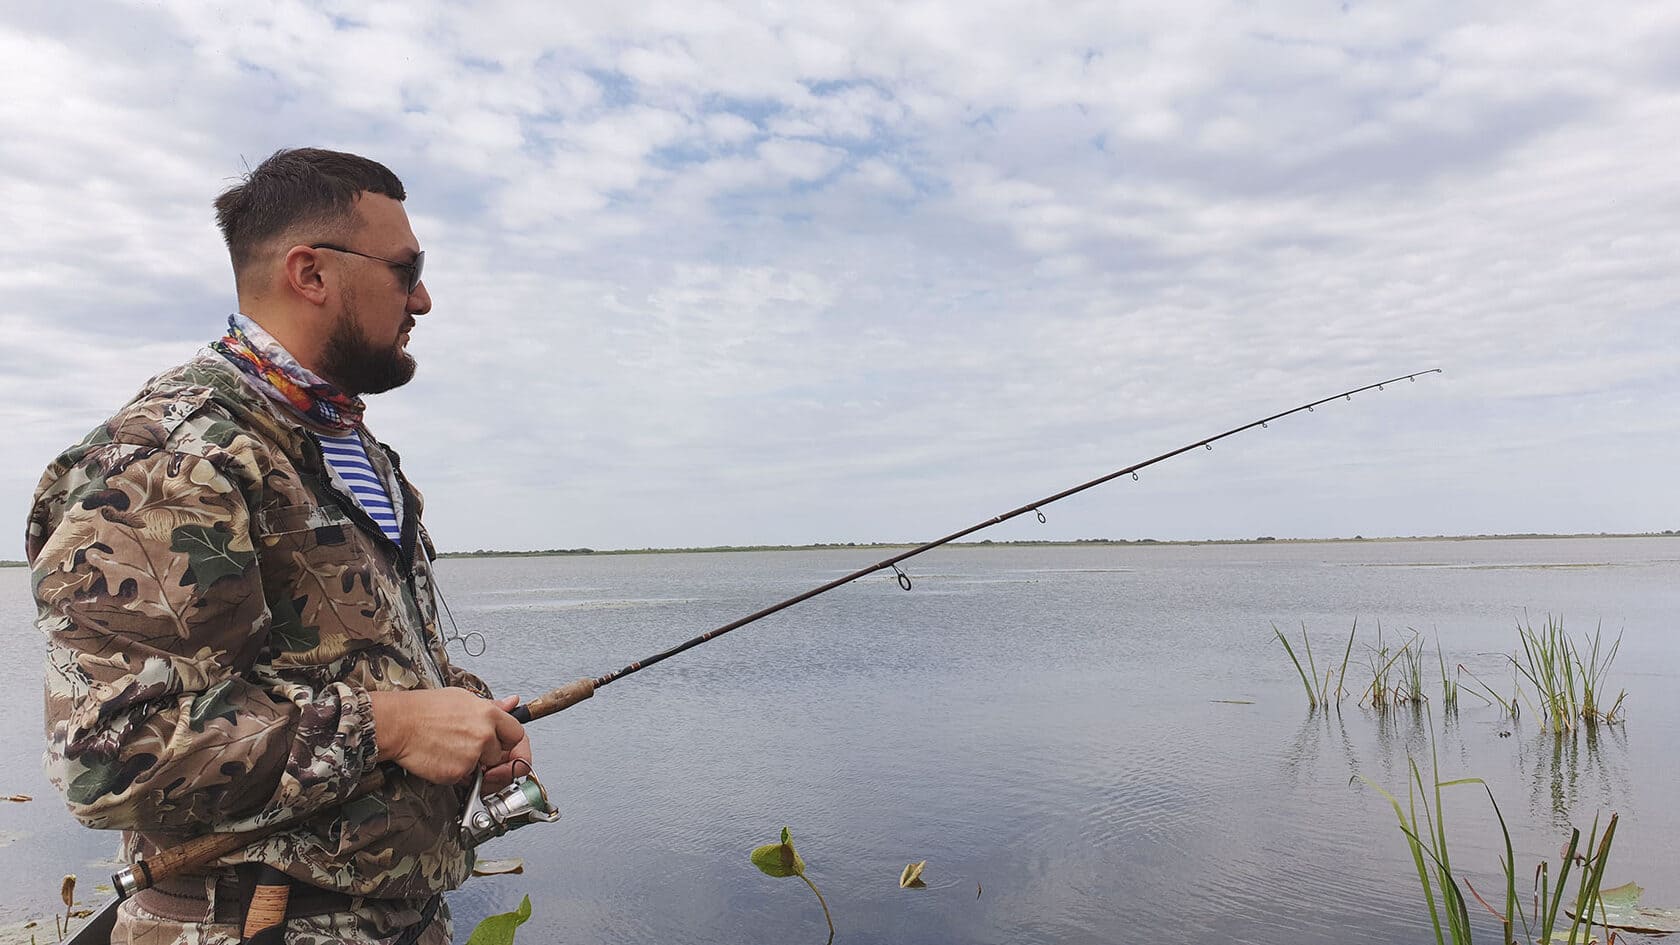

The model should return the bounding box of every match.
[282,245,333,305]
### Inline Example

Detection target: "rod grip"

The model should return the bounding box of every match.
[112,769,388,898]
[514,677,596,723]
[240,865,291,943]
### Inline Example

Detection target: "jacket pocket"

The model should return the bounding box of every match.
[254,503,394,666]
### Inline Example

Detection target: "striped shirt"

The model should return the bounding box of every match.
[314,430,402,545]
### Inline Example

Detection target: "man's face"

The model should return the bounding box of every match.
[316,193,430,396]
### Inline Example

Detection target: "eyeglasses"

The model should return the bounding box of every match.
[310,243,425,294]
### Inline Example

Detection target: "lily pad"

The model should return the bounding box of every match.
[464,894,531,945]
[472,859,525,876]
[751,826,806,879]
[1568,882,1680,934]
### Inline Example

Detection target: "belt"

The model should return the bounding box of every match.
[131,868,355,924]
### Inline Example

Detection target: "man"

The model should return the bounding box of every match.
[26,148,530,944]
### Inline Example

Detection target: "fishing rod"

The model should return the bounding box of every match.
[109,368,1440,910]
[509,367,1442,722]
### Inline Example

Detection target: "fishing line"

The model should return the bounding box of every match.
[510,368,1442,723]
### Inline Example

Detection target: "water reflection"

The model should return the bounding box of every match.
[1517,724,1632,828]
[1281,707,1363,784]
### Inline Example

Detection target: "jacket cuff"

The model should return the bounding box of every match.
[345,685,381,777]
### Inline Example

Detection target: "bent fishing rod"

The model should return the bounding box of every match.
[113,368,1440,901]
[508,367,1443,720]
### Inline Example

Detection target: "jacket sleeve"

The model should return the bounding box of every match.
[440,662,494,698]
[32,446,379,833]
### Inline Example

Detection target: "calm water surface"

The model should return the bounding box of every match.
[3,538,1678,943]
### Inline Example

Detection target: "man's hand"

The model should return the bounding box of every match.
[368,688,531,788]
[480,695,535,794]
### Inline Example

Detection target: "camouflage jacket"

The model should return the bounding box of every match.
[27,352,489,899]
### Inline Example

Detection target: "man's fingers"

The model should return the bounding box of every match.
[492,705,526,749]
[494,694,521,712]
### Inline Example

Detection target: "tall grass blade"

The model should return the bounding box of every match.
[1335,620,1358,706]
[1273,622,1317,708]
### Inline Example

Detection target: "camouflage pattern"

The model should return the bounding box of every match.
[28,352,492,902]
[111,893,450,945]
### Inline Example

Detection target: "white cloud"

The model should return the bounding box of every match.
[2,1,1678,553]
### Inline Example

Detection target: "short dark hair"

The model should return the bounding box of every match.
[214,147,406,281]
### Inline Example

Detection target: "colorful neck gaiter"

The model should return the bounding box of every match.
[211,314,366,432]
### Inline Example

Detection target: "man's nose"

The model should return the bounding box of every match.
[408,280,431,315]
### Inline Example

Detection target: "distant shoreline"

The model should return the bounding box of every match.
[431,531,1680,560]
[1,531,1673,568]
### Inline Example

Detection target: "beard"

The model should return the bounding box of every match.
[319,286,416,395]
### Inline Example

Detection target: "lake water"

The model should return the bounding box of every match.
[3,537,1678,943]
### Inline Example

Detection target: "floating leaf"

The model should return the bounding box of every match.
[977,882,983,899]
[61,874,76,909]
[751,826,806,879]
[464,894,532,945]
[6,794,31,802]
[899,861,927,889]
[472,859,526,876]
[1568,881,1680,934]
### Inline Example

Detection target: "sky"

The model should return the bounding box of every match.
[2,1,1677,553]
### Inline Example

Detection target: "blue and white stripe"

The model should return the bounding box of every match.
[314,430,402,545]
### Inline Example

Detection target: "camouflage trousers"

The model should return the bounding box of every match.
[111,894,450,945]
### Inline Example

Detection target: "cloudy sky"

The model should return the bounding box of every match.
[3,2,1677,552]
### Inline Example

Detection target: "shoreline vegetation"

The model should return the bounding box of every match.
[0,531,1674,568]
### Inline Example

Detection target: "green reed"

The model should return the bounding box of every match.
[1357,735,1473,944]
[1399,634,1427,706]
[1359,723,1619,945]
[1513,615,1626,731]
[1436,638,1460,713]
[1574,621,1626,724]
[1362,624,1426,710]
[1466,807,1618,945]
[1273,620,1357,708]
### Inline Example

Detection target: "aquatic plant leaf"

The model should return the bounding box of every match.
[899,861,927,888]
[751,827,806,878]
[464,894,532,945]
[1568,882,1680,933]
[472,859,525,876]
